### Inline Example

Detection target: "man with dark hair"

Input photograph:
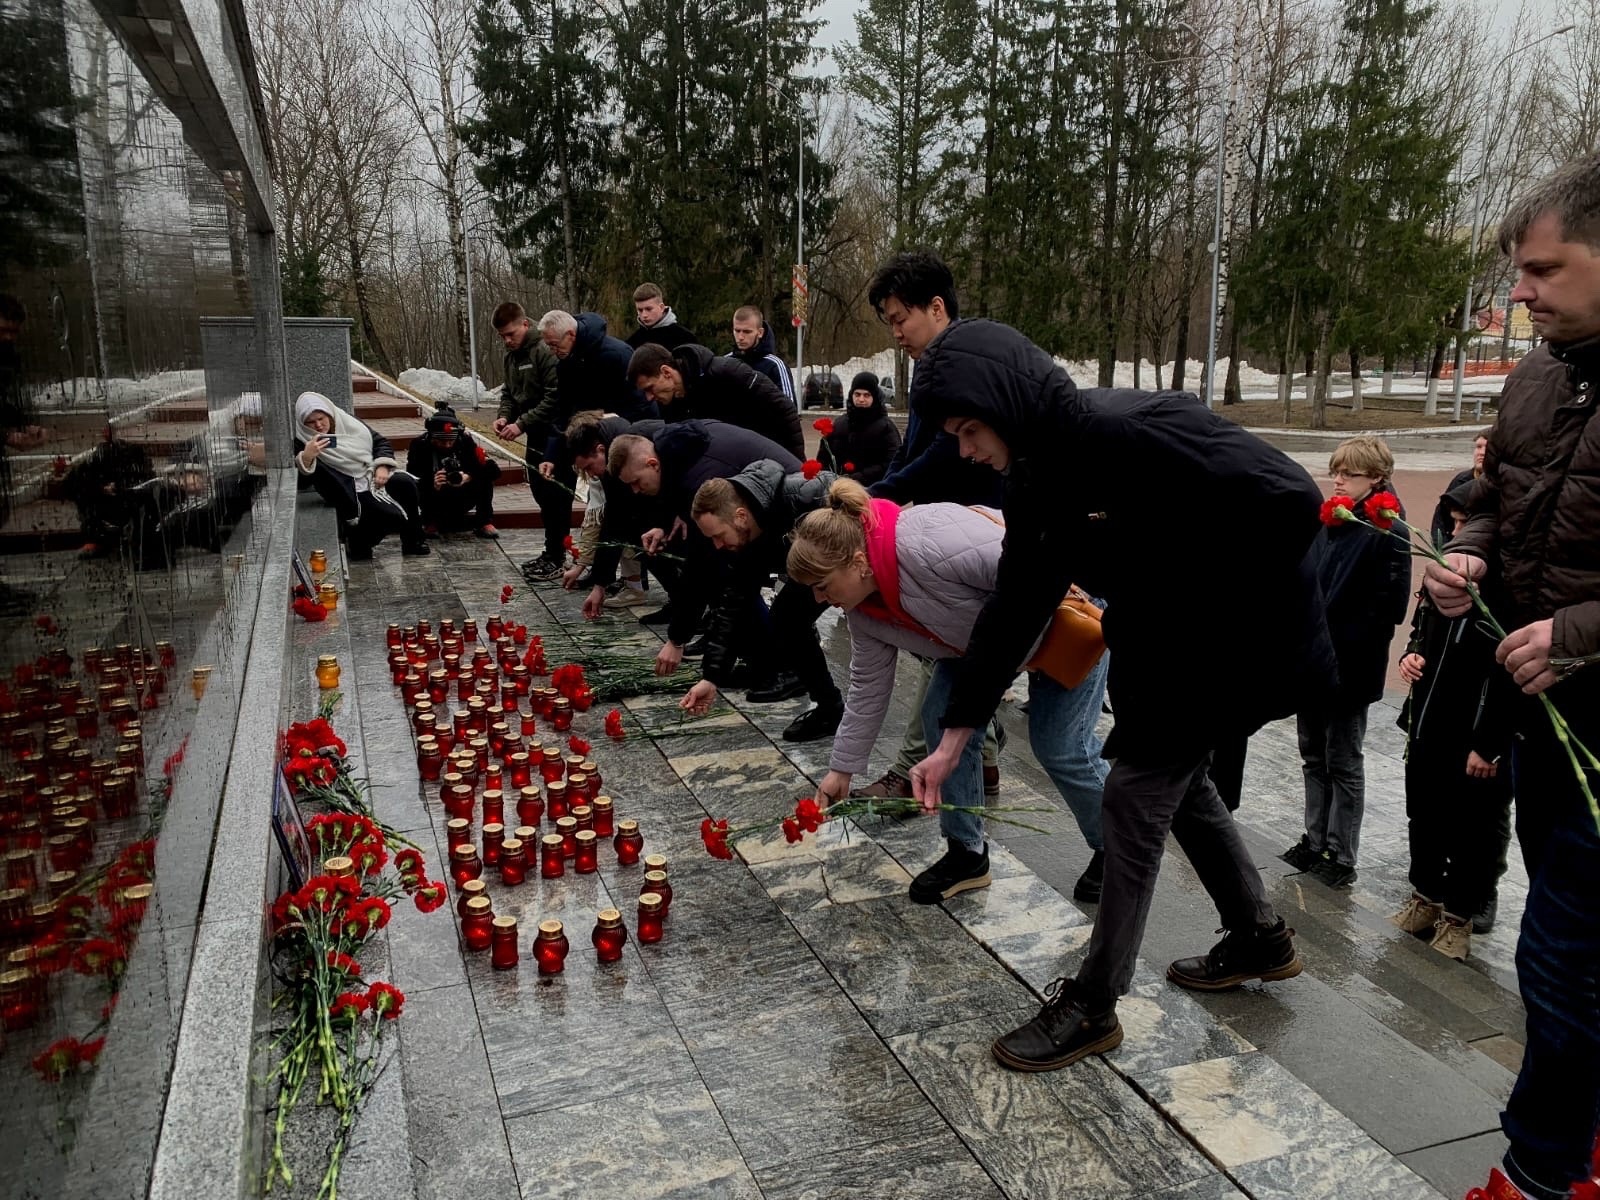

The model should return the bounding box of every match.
[626,283,697,351]
[728,305,796,405]
[1429,152,1600,1200]
[405,404,501,538]
[558,410,649,601]
[628,342,804,457]
[491,301,567,567]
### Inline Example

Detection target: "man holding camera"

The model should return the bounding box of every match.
[405,406,502,538]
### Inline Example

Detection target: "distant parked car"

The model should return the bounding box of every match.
[802,370,843,410]
[877,373,896,409]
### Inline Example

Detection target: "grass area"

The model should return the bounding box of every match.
[1214,396,1492,431]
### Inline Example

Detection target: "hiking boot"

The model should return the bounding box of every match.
[1311,853,1357,889]
[604,584,649,608]
[991,977,1123,1072]
[639,606,674,626]
[850,770,912,800]
[1430,913,1472,961]
[520,555,562,582]
[908,839,991,904]
[983,765,1000,797]
[1166,918,1303,992]
[746,672,807,703]
[1471,891,1498,935]
[1279,836,1319,871]
[1390,891,1444,937]
[474,523,499,539]
[782,701,842,743]
[1073,850,1105,903]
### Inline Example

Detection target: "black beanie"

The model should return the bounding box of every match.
[849,372,882,403]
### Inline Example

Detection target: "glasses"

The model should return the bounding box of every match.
[1328,470,1373,480]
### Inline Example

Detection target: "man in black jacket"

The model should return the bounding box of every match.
[601,421,800,677]
[405,406,502,538]
[912,317,1335,1074]
[628,342,805,458]
[679,460,845,741]
[728,306,796,405]
[625,283,698,351]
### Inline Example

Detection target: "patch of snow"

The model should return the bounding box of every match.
[398,367,501,410]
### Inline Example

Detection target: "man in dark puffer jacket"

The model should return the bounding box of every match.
[628,342,804,458]
[679,459,844,742]
[911,317,1336,1075]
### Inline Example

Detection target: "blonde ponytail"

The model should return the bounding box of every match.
[786,478,873,583]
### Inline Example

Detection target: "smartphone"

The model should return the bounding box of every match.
[322,435,337,448]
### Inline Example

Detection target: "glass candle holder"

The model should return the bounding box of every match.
[481,789,505,826]
[548,781,573,824]
[534,920,568,975]
[613,819,643,865]
[567,773,588,803]
[480,823,505,868]
[451,844,483,889]
[412,701,436,737]
[486,615,504,641]
[642,870,672,916]
[419,745,443,781]
[580,760,602,793]
[456,878,488,919]
[591,908,628,963]
[520,713,537,737]
[319,583,339,612]
[556,816,578,859]
[572,804,593,833]
[5,849,37,895]
[574,830,599,874]
[442,785,475,822]
[316,655,342,690]
[461,895,494,951]
[643,854,667,877]
[564,753,585,778]
[310,549,329,575]
[386,622,402,649]
[491,916,519,969]
[0,967,42,1031]
[483,764,504,793]
[428,670,449,705]
[551,698,573,731]
[446,818,473,855]
[499,838,528,886]
[462,618,479,643]
[508,753,532,790]
[637,892,665,944]
[592,796,615,838]
[540,747,564,784]
[539,834,565,879]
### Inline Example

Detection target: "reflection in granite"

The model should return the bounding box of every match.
[1234,1135,1447,1199]
[505,1080,762,1199]
[753,1130,1003,1200]
[1106,976,1256,1076]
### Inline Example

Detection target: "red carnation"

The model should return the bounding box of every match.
[346,897,392,936]
[367,980,406,1020]
[77,1037,105,1067]
[413,880,448,913]
[801,458,823,481]
[568,735,591,756]
[72,938,126,978]
[330,991,369,1021]
[781,817,802,844]
[292,596,328,623]
[1319,495,1357,527]
[812,417,835,436]
[394,848,425,880]
[701,817,732,860]
[604,709,626,739]
[325,950,362,977]
[794,796,824,833]
[843,461,856,473]
[33,1038,82,1083]
[1363,490,1401,531]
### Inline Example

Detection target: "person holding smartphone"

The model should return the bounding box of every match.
[295,392,429,559]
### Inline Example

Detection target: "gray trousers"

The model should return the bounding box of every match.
[1075,751,1276,1006]
[1297,705,1369,867]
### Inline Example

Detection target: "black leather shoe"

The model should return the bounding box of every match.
[1471,892,1498,935]
[401,541,431,556]
[1167,918,1303,992]
[1072,850,1105,903]
[782,702,842,743]
[746,672,807,703]
[908,839,991,904]
[1279,836,1319,871]
[991,978,1123,1072]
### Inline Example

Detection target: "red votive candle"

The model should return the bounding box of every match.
[568,774,588,804]
[534,919,568,974]
[574,830,598,873]
[419,745,443,781]
[613,819,643,865]
[580,760,602,794]
[451,844,482,889]
[545,780,569,822]
[446,818,472,855]
[456,878,487,919]
[520,714,537,737]
[509,753,532,790]
[540,747,563,784]
[491,915,519,969]
[482,789,505,826]
[499,838,528,885]
[556,816,578,859]
[0,967,42,1031]
[481,823,505,868]
[591,908,628,963]
[463,618,478,643]
[539,834,565,879]
[637,893,664,943]
[592,796,614,838]
[642,870,672,917]
[571,804,593,834]
[461,895,494,951]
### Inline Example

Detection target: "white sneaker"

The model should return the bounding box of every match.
[604,585,649,609]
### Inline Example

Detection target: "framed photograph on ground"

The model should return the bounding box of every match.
[272,772,314,890]
[291,550,316,595]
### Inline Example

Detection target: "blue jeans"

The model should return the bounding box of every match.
[1501,728,1600,1199]
[923,654,1109,855]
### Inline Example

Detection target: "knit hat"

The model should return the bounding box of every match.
[849,371,883,403]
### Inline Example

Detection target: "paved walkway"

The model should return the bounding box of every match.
[329,507,1519,1200]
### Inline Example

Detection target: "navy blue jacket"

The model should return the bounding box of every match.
[546,313,656,460]
[1308,490,1413,706]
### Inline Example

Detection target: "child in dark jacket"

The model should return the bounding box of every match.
[1282,436,1412,888]
[823,372,902,487]
[1389,483,1515,960]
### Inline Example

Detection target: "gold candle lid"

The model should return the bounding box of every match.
[537,919,564,938]
[465,895,492,915]
[547,779,567,794]
[569,773,587,789]
[542,746,561,761]
[552,696,570,709]
[575,830,597,845]
[564,753,584,768]
[119,883,154,901]
[509,751,529,765]
[482,822,505,836]
[541,833,564,849]
[452,844,479,860]
[317,654,339,667]
[596,907,622,928]
[643,855,667,874]
[4,847,32,863]
[491,915,517,930]
[514,826,535,841]
[461,879,487,898]
[616,818,638,834]
[643,870,668,886]
[500,838,523,853]
[580,759,598,773]
[593,795,612,809]
[518,785,540,800]
[0,887,27,903]
[571,805,592,820]
[0,967,38,987]
[555,816,577,832]
[441,771,463,786]
[639,892,663,911]
[323,856,355,877]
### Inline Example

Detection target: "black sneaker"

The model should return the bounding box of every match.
[746,672,807,703]
[1072,850,1105,903]
[1311,854,1357,889]
[782,702,842,743]
[1279,836,1319,871]
[908,839,991,904]
[639,606,674,627]
[1471,891,1498,935]
[991,978,1123,1072]
[520,556,562,582]
[1166,918,1303,992]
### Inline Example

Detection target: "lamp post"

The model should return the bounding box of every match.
[1449,24,1573,422]
[770,81,807,387]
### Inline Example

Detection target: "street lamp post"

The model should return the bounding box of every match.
[1449,24,1573,423]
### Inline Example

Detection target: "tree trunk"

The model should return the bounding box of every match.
[1224,317,1242,405]
[1349,348,1362,413]
[1096,2,1129,387]
[1310,321,1333,430]
[443,155,471,376]
[975,0,1000,317]
[1381,350,1395,394]
[553,0,578,306]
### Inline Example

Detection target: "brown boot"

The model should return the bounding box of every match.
[850,770,912,800]
[1390,892,1443,937]
[1429,913,1471,961]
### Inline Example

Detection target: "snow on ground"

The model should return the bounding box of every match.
[30,370,206,415]
[398,367,501,410]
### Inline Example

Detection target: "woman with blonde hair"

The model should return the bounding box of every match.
[787,478,1109,904]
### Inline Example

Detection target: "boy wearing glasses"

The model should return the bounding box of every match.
[1282,436,1413,887]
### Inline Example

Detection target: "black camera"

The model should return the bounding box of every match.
[439,453,463,486]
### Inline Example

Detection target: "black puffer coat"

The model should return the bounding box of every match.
[1305,492,1412,707]
[698,458,834,687]
[824,373,902,487]
[666,344,804,458]
[911,318,1337,763]
[546,313,654,460]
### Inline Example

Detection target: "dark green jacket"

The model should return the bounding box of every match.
[497,333,560,434]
